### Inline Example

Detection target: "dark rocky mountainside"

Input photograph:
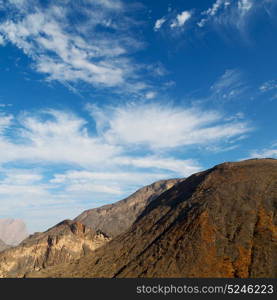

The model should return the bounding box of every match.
[0,239,10,252]
[74,179,183,237]
[0,219,28,246]
[0,220,110,278]
[32,159,277,278]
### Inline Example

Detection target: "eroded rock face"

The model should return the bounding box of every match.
[74,179,183,237]
[0,220,110,278]
[32,159,277,278]
[0,219,28,246]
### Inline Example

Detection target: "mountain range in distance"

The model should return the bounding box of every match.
[0,219,28,246]
[0,158,276,278]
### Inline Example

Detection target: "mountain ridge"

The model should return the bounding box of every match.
[29,158,277,278]
[74,178,183,237]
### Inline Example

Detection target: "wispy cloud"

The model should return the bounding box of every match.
[248,143,277,158]
[0,96,254,232]
[0,0,156,95]
[210,69,248,101]
[197,0,273,33]
[259,80,277,92]
[0,103,209,231]
[259,79,277,100]
[0,103,251,167]
[89,102,252,150]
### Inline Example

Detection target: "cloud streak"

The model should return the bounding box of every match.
[0,0,153,95]
[197,0,275,33]
[91,102,252,150]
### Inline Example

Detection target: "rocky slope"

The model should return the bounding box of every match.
[31,159,277,278]
[74,179,183,237]
[0,239,10,252]
[0,219,28,246]
[0,220,110,278]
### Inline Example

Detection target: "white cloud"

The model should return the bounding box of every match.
[0,170,42,185]
[259,79,277,100]
[114,156,201,177]
[170,11,191,28]
[259,79,277,92]
[65,183,122,195]
[0,103,252,172]
[0,114,13,133]
[154,17,167,31]
[0,102,254,232]
[154,11,191,32]
[198,0,228,27]
[197,0,263,31]
[91,0,123,10]
[210,69,247,101]
[145,91,157,99]
[238,0,253,13]
[50,171,168,185]
[90,102,252,150]
[0,0,149,93]
[249,143,277,158]
[0,107,206,177]
[0,110,120,167]
[50,170,173,196]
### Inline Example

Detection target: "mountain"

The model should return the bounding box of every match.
[0,239,10,252]
[0,220,110,278]
[31,159,277,278]
[0,178,181,278]
[0,219,28,246]
[74,179,183,237]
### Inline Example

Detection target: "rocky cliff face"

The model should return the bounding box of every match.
[32,159,277,278]
[0,219,28,246]
[75,179,182,237]
[0,239,10,252]
[0,220,110,278]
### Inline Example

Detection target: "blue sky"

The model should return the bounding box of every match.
[0,0,276,233]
